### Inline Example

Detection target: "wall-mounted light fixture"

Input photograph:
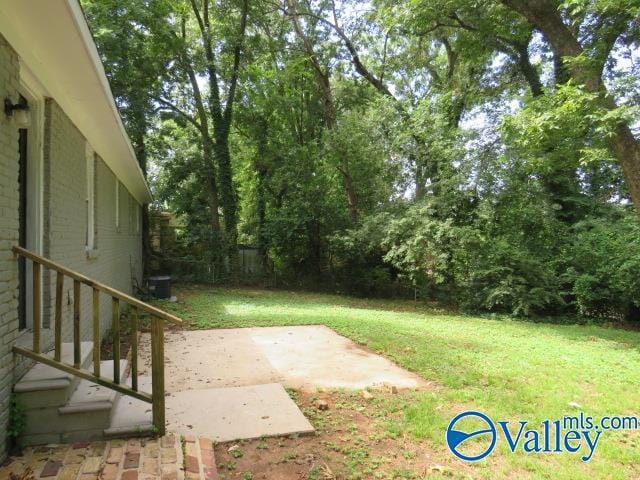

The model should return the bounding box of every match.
[4,97,31,127]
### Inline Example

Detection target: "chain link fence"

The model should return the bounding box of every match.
[148,212,264,285]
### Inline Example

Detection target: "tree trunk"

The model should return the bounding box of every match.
[341,164,359,223]
[190,0,247,283]
[199,129,221,232]
[414,163,426,201]
[607,121,640,210]
[254,120,269,273]
[214,127,240,282]
[180,42,222,233]
[204,160,221,232]
[514,42,543,97]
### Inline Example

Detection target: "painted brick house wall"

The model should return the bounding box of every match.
[0,34,144,460]
[0,33,21,462]
[41,100,143,347]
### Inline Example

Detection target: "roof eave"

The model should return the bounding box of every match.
[0,0,152,204]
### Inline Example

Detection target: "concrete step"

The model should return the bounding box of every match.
[59,359,128,413]
[19,360,128,446]
[104,376,154,438]
[14,342,94,409]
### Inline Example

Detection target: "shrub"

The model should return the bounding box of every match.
[566,212,640,320]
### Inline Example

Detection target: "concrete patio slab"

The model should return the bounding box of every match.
[140,325,425,391]
[165,383,315,442]
[135,325,424,442]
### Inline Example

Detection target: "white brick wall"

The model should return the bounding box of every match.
[0,34,21,461]
[40,100,143,348]
[0,34,144,460]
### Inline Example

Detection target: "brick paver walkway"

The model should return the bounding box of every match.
[0,435,219,480]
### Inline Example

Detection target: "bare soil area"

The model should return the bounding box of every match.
[213,389,479,480]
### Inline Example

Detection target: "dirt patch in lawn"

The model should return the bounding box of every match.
[213,389,481,480]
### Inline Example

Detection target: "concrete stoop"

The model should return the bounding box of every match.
[14,343,153,446]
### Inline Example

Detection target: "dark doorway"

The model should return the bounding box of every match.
[18,126,28,330]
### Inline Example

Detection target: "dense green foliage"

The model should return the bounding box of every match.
[82,0,640,319]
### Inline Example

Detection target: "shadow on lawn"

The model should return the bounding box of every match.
[489,316,640,350]
[160,284,640,352]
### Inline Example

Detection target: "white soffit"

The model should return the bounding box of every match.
[0,0,152,204]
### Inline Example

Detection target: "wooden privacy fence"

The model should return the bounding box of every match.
[11,245,182,435]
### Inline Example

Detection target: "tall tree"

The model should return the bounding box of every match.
[284,0,360,222]
[500,0,640,214]
[188,0,249,277]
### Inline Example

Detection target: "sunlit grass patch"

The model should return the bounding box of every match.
[156,285,640,479]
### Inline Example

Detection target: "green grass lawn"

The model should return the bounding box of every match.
[157,286,640,479]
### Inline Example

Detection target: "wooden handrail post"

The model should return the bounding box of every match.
[54,272,63,362]
[73,280,81,368]
[93,289,101,377]
[130,307,139,392]
[112,298,120,384]
[32,262,41,353]
[151,316,165,435]
[11,245,183,325]
[11,246,179,421]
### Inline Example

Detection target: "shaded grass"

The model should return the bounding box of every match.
[156,286,640,479]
